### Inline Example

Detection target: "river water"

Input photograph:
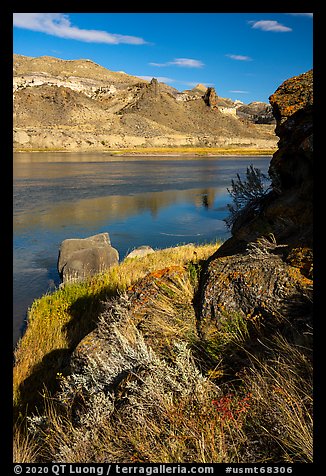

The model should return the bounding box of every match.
[13,152,271,346]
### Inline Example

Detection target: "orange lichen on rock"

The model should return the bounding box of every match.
[125,266,188,322]
[285,247,313,279]
[269,69,313,123]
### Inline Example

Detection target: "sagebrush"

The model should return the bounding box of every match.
[225,164,270,229]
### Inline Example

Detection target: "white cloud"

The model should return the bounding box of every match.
[249,20,292,32]
[149,58,204,68]
[288,13,313,17]
[171,58,204,68]
[13,13,147,45]
[226,54,252,61]
[229,90,249,94]
[149,62,168,67]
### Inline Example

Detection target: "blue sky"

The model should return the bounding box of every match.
[13,12,313,104]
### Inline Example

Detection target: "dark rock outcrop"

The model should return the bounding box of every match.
[203,87,218,109]
[197,69,313,339]
[268,69,313,208]
[57,232,119,283]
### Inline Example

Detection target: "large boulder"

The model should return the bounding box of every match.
[57,232,119,283]
[198,242,313,341]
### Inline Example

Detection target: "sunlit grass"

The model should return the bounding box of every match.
[110,146,277,156]
[14,146,277,155]
[13,242,220,410]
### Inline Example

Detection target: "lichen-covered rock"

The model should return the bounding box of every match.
[198,247,313,340]
[57,232,119,283]
[198,69,313,334]
[269,70,313,127]
[268,70,313,204]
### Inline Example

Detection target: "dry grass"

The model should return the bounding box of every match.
[241,334,313,462]
[13,425,41,463]
[13,242,219,411]
[13,239,313,464]
[110,146,277,156]
[27,313,246,463]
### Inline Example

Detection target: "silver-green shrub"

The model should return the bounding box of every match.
[225,164,271,229]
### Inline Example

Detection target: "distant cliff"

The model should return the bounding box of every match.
[13,54,277,151]
[236,101,275,124]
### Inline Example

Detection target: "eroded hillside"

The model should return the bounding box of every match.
[13,54,277,151]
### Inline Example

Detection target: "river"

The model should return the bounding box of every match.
[13,152,271,346]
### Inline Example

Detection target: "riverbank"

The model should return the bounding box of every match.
[13,240,312,463]
[14,242,219,412]
[14,146,277,156]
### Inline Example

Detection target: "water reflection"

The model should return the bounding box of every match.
[13,152,272,346]
[14,186,226,232]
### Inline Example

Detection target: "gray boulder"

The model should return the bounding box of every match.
[125,245,155,260]
[58,232,119,283]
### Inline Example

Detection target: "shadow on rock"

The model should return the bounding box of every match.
[14,287,112,421]
[14,348,71,420]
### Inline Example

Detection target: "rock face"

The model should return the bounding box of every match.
[236,101,275,124]
[203,87,218,109]
[269,69,313,201]
[197,69,313,339]
[57,233,119,283]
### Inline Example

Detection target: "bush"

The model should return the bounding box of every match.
[225,164,270,229]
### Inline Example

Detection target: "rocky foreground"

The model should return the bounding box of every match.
[13,54,277,151]
[13,69,313,463]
